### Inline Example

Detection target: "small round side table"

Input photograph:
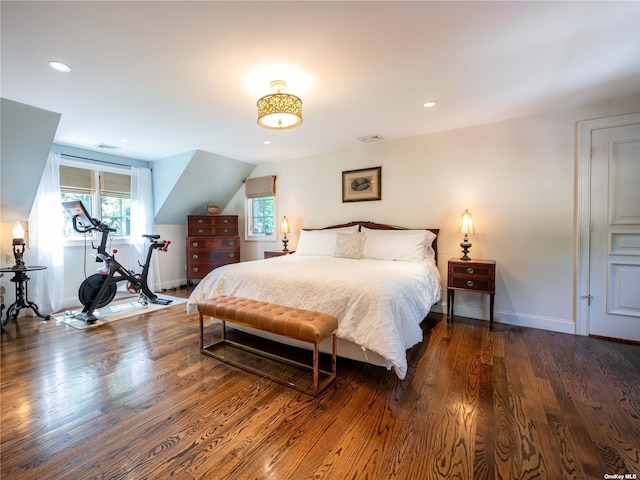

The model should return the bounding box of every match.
[0,265,50,332]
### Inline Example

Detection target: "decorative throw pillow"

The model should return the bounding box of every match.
[334,232,365,259]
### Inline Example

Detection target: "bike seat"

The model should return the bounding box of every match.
[142,234,161,239]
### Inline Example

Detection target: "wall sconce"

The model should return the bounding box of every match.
[457,209,475,260]
[280,216,290,252]
[12,221,26,269]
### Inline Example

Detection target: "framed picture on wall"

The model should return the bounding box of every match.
[342,166,382,202]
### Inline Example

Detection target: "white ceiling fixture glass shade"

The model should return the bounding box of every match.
[257,80,303,130]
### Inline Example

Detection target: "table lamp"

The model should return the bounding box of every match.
[280,216,290,252]
[12,221,26,269]
[457,209,475,260]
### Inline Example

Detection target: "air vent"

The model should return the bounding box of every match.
[96,143,120,150]
[358,134,384,144]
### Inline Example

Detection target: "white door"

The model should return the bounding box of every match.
[588,122,640,341]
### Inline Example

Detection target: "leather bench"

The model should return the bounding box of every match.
[198,295,338,396]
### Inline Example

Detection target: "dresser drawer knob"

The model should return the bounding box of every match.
[466,280,474,287]
[198,219,203,224]
[192,254,198,259]
[192,267,199,272]
[223,219,228,223]
[466,267,475,274]
[223,229,229,233]
[198,229,204,234]
[229,253,235,258]
[192,242,199,247]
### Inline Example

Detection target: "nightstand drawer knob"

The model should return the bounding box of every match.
[192,254,198,259]
[466,267,475,274]
[193,267,199,272]
[192,242,199,247]
[198,219,203,224]
[466,280,474,287]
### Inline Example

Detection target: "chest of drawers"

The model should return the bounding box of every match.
[186,215,239,284]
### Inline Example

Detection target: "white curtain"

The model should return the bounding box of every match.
[29,152,64,314]
[130,166,159,291]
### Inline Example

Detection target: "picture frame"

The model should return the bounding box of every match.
[342,166,382,202]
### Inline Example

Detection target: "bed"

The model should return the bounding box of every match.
[187,221,441,379]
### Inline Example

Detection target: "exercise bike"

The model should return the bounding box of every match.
[63,200,172,324]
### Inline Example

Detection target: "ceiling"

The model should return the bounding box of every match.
[2,1,639,164]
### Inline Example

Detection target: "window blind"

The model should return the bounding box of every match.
[100,172,131,198]
[245,175,276,198]
[60,165,94,194]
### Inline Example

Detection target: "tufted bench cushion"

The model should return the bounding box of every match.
[198,295,338,396]
[198,296,338,343]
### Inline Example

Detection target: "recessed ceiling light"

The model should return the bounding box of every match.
[423,100,437,108]
[263,140,272,145]
[48,61,71,73]
[120,138,129,143]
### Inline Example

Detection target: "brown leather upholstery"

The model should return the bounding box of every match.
[198,295,338,343]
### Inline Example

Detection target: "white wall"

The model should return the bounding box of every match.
[219,95,640,334]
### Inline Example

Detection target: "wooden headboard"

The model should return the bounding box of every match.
[306,221,440,266]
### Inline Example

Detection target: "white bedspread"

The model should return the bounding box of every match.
[187,255,442,379]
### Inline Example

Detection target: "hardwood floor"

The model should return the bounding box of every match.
[2,291,639,479]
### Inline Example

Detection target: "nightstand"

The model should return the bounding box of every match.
[447,258,496,329]
[264,250,295,259]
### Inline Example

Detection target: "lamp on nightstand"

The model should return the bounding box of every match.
[457,209,475,260]
[280,216,290,252]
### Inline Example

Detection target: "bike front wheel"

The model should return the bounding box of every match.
[79,273,117,309]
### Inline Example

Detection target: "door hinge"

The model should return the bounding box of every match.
[581,294,593,306]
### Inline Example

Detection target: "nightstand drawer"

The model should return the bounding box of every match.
[450,263,493,279]
[449,276,492,292]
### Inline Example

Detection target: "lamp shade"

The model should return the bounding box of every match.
[280,216,290,234]
[257,80,303,130]
[12,221,25,244]
[457,209,475,235]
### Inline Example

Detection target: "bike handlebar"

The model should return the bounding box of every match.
[72,215,116,234]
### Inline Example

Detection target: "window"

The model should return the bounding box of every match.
[247,196,275,237]
[245,175,276,241]
[60,163,131,240]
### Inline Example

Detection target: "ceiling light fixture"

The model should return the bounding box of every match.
[423,100,437,108]
[257,80,303,130]
[48,61,71,73]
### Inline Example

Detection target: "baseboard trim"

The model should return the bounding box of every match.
[431,302,575,335]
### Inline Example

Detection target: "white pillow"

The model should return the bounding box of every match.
[334,232,365,259]
[361,228,436,262]
[295,226,359,256]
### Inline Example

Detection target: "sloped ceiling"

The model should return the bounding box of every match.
[0,98,61,222]
[153,150,255,224]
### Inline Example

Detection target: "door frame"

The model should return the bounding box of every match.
[576,112,640,335]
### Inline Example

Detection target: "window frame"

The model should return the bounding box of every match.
[245,195,277,242]
[60,159,132,245]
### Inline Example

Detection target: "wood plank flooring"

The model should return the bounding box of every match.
[1,291,639,479]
